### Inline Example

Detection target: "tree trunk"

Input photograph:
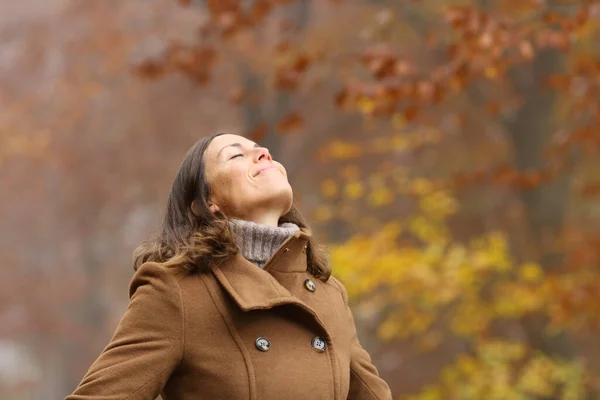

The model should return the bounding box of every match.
[505,46,576,360]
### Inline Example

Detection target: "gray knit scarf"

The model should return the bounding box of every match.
[228,218,300,268]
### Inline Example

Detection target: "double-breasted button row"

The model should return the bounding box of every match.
[255,336,327,352]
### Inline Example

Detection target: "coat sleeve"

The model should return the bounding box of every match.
[331,276,393,400]
[66,262,184,400]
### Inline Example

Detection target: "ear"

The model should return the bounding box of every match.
[208,202,220,214]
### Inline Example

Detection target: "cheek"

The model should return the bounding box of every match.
[212,166,248,199]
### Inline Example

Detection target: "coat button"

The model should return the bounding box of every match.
[311,336,327,352]
[255,337,271,352]
[304,278,317,292]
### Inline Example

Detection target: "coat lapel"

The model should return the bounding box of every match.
[212,228,311,311]
[212,254,296,311]
[211,228,333,334]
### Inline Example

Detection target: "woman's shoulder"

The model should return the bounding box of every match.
[129,261,204,300]
[129,262,228,336]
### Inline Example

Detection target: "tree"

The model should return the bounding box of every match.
[141,0,600,397]
[325,1,600,398]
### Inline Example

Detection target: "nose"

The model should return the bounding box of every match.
[254,147,272,163]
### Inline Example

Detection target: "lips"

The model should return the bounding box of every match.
[254,165,276,177]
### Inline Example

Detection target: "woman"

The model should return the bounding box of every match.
[66,133,392,400]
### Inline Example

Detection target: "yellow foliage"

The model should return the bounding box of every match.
[408,215,448,243]
[409,386,441,400]
[469,232,511,272]
[368,187,395,206]
[451,299,491,337]
[379,315,402,341]
[419,190,459,219]
[405,341,588,400]
[391,134,410,153]
[320,179,338,198]
[517,356,557,397]
[485,66,498,79]
[330,199,554,341]
[492,282,544,317]
[344,181,365,199]
[519,262,543,282]
[326,174,599,399]
[408,178,434,195]
[313,205,333,222]
[357,96,377,114]
[326,140,363,159]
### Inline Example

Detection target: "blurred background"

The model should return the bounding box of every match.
[2,0,600,398]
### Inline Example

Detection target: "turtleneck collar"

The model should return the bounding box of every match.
[228,218,300,268]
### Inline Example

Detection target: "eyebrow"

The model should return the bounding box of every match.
[217,142,261,159]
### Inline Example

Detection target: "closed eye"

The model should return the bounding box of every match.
[230,153,243,160]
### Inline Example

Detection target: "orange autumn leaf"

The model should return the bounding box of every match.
[277,113,304,133]
[247,123,267,142]
[230,88,245,104]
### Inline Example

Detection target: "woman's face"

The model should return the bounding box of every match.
[203,134,293,223]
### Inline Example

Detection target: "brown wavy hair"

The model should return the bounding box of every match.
[132,133,331,281]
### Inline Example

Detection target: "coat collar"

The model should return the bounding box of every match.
[212,227,312,312]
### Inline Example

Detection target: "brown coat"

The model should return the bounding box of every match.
[66,228,392,400]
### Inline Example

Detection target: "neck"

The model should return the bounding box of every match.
[240,210,283,227]
[228,218,300,268]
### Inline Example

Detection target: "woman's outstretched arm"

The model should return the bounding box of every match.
[66,262,184,400]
